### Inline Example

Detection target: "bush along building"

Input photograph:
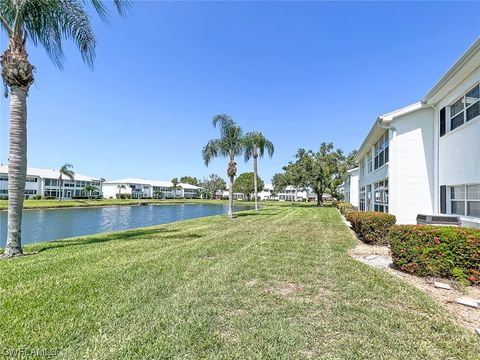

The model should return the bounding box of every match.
[355,38,479,227]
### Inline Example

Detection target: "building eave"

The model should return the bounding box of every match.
[422,37,480,105]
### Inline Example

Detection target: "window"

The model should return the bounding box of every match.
[367,150,373,173]
[0,175,8,181]
[359,186,366,211]
[44,189,59,197]
[366,184,372,211]
[449,184,480,218]
[449,85,479,131]
[24,190,37,195]
[359,162,365,179]
[374,179,388,213]
[374,132,389,170]
[26,177,37,183]
[45,179,59,186]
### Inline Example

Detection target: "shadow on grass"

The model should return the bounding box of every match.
[234,211,280,217]
[35,227,181,253]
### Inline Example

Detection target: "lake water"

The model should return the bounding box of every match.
[0,203,253,246]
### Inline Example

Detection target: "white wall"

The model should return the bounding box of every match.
[347,170,359,207]
[437,67,480,187]
[390,108,435,224]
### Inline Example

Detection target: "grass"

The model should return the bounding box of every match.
[0,198,230,210]
[1,205,478,359]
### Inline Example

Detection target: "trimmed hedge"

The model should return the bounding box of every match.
[390,225,480,285]
[347,211,396,245]
[337,202,353,216]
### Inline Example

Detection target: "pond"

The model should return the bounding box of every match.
[0,203,253,246]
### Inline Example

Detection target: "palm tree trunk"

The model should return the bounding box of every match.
[228,175,234,218]
[4,86,28,258]
[59,179,63,202]
[253,152,258,211]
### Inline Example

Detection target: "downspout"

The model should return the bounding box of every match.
[422,102,439,214]
[377,118,397,216]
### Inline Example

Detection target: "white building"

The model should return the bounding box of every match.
[355,38,479,227]
[343,167,359,207]
[258,184,316,202]
[102,178,202,199]
[0,165,103,199]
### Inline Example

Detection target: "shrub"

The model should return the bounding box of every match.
[42,196,56,200]
[346,211,396,245]
[337,202,354,216]
[32,195,42,200]
[346,211,363,233]
[390,225,480,285]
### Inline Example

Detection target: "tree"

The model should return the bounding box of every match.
[233,172,264,201]
[1,1,128,258]
[171,177,179,199]
[346,149,358,170]
[117,184,126,198]
[199,174,226,199]
[58,163,75,202]
[272,172,290,193]
[284,143,345,206]
[179,176,199,186]
[202,114,244,218]
[243,132,274,211]
[83,185,98,199]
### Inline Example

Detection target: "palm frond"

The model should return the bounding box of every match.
[202,139,221,166]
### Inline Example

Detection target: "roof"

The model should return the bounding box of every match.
[0,165,103,181]
[423,37,480,105]
[346,167,359,175]
[355,102,426,162]
[104,177,201,190]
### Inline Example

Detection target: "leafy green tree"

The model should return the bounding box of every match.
[0,0,128,257]
[179,176,199,186]
[272,172,290,193]
[199,174,226,199]
[58,163,75,202]
[171,177,179,199]
[346,149,358,170]
[243,132,274,210]
[202,114,244,218]
[234,172,264,201]
[284,143,345,206]
[83,185,98,199]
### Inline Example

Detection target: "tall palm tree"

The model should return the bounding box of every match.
[83,185,97,199]
[117,184,126,198]
[202,114,244,219]
[0,1,128,258]
[243,132,274,211]
[171,178,178,199]
[58,163,74,201]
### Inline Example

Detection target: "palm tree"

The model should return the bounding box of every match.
[243,132,274,211]
[58,163,75,201]
[83,185,97,199]
[0,1,128,258]
[202,114,244,218]
[171,178,179,199]
[117,184,126,198]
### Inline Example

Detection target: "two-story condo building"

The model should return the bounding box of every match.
[343,167,359,208]
[355,38,479,227]
[102,178,202,199]
[0,165,103,199]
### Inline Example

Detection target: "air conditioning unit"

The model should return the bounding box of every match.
[416,214,461,226]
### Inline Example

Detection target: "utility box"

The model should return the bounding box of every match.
[416,214,461,227]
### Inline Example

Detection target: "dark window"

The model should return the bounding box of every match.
[440,107,446,136]
[451,112,464,130]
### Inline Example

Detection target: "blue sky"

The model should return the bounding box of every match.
[1,1,479,184]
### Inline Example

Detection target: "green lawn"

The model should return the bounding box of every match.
[1,205,478,359]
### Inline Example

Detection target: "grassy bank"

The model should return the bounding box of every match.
[0,198,229,210]
[1,205,478,359]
